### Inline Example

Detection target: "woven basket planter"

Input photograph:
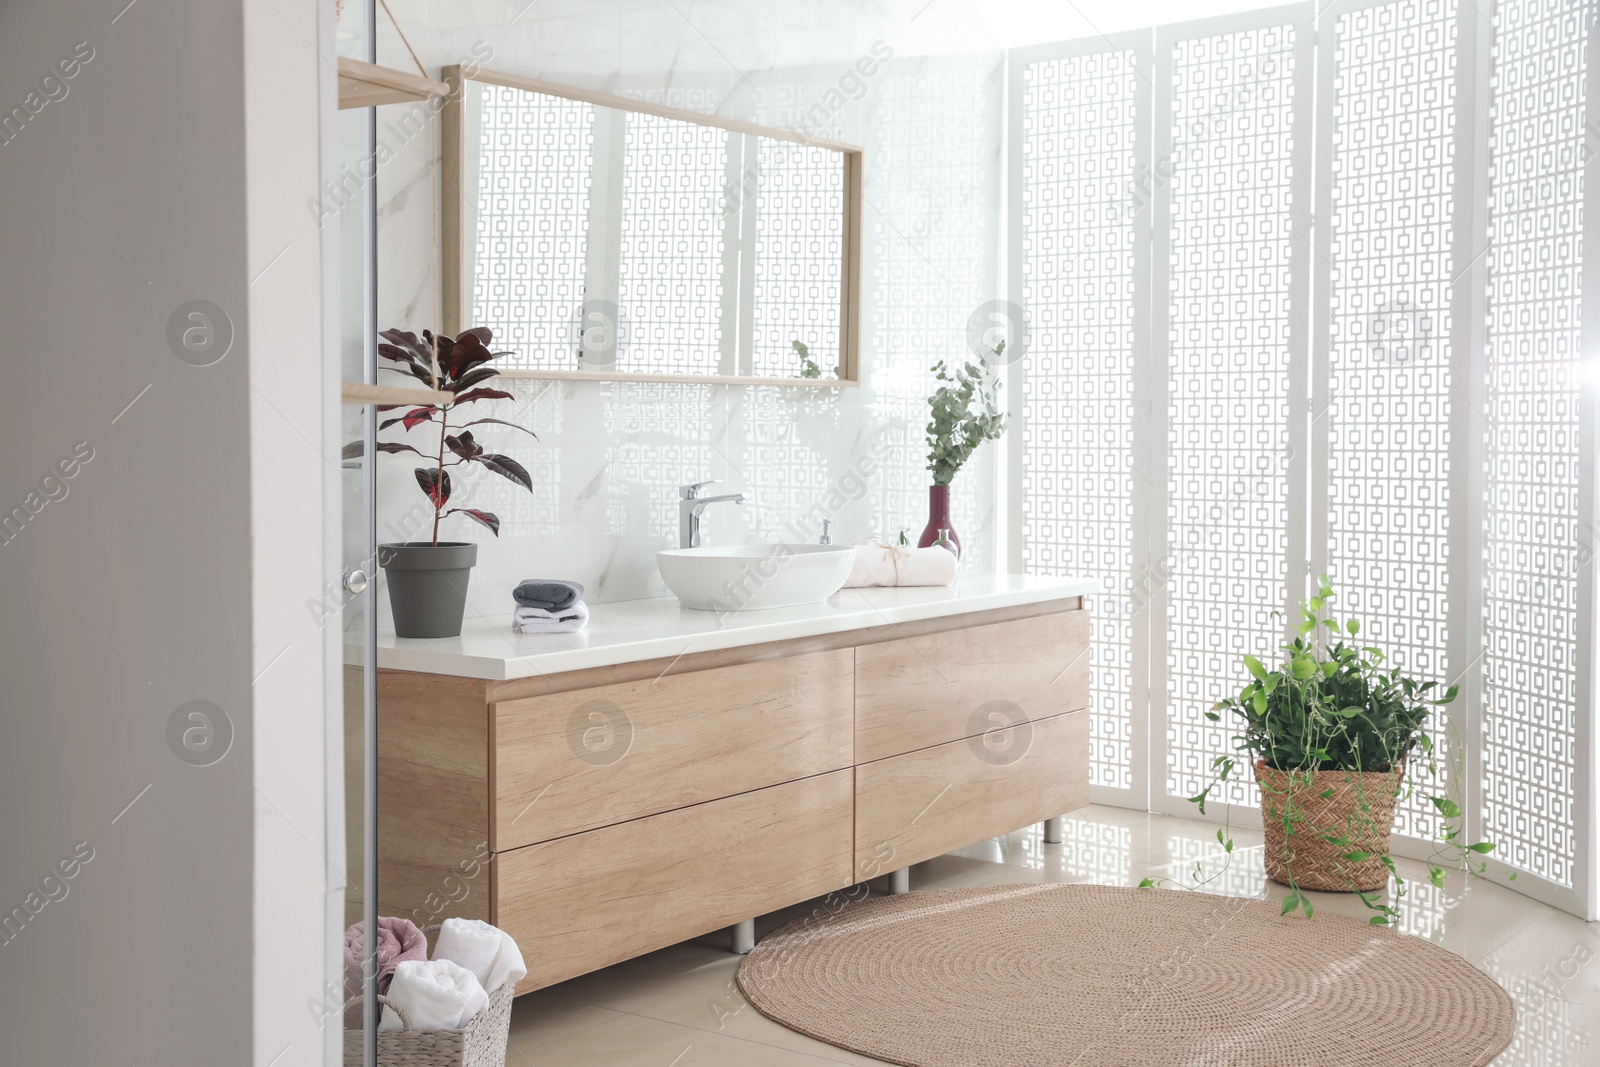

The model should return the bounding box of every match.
[342,983,515,1067]
[1255,759,1404,892]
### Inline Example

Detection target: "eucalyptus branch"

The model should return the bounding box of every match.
[925,347,1007,485]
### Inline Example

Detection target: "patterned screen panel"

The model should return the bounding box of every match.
[868,61,1002,570]
[1324,0,1457,840]
[1019,48,1141,792]
[752,141,844,378]
[617,112,729,374]
[472,86,594,370]
[1163,23,1301,808]
[1482,0,1593,889]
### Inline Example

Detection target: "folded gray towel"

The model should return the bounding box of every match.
[512,579,584,611]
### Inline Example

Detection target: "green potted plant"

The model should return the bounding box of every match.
[1153,577,1496,925]
[920,345,1007,558]
[365,326,536,638]
[791,338,839,379]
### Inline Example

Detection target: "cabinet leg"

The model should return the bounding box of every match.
[888,868,910,895]
[1043,816,1064,844]
[731,918,755,955]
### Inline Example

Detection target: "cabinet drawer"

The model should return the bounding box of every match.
[854,709,1088,875]
[854,608,1089,763]
[494,769,854,993]
[492,649,853,850]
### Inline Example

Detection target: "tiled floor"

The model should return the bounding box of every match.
[503,805,1600,1065]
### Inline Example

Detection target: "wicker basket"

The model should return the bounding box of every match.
[342,983,515,1067]
[1255,759,1404,892]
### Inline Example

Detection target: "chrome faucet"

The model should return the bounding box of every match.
[678,480,748,549]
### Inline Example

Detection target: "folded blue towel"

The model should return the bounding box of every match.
[512,579,584,611]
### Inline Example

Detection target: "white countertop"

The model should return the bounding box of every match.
[364,572,1100,680]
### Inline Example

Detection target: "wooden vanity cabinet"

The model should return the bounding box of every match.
[375,597,1089,993]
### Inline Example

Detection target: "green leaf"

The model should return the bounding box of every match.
[1428,866,1447,888]
[1204,710,1220,722]
[1137,877,1156,889]
[1431,797,1462,819]
[1290,657,1317,679]
[1369,915,1390,925]
[1467,842,1496,854]
[1347,619,1359,635]
[1342,851,1371,863]
[1252,691,1267,714]
[1280,893,1298,916]
[1243,654,1267,681]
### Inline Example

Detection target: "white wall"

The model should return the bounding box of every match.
[0,0,329,1063]
[247,0,341,1064]
[361,1,1006,621]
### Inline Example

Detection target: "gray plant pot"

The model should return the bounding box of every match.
[378,542,477,638]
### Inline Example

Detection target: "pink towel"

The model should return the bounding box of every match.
[343,917,427,1029]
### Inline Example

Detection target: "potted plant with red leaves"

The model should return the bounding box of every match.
[367,326,535,638]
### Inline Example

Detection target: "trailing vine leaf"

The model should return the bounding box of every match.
[1172,577,1498,925]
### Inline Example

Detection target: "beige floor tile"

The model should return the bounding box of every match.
[504,1009,861,1066]
[504,805,1594,1066]
[506,989,629,1054]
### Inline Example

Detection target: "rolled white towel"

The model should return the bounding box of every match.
[512,599,589,634]
[844,542,957,588]
[378,958,488,1031]
[432,917,528,995]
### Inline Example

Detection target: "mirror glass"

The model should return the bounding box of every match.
[451,75,859,382]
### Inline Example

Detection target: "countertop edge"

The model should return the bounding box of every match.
[368,575,1101,681]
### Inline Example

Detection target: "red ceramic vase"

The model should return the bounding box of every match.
[916,484,962,559]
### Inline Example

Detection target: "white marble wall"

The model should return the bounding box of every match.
[363,1,1004,614]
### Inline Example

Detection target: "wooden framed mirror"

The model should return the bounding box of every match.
[441,67,862,386]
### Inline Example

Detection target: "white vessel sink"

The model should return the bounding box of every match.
[657,544,855,611]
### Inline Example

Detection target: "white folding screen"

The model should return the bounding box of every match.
[1011,0,1599,916]
[1151,6,1315,820]
[1009,33,1152,807]
[1480,0,1598,913]
[1311,0,1473,849]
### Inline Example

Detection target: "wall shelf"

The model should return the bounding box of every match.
[494,369,859,388]
[337,57,448,109]
[340,382,452,406]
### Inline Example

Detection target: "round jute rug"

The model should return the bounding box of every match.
[736,883,1515,1067]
